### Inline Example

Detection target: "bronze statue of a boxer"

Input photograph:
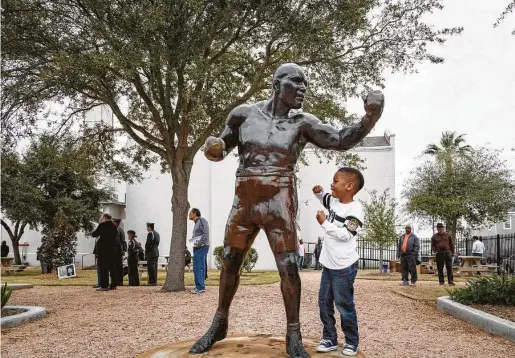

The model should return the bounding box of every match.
[189,63,384,358]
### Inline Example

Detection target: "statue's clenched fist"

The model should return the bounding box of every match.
[362,90,385,125]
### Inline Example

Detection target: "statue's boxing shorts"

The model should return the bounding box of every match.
[224,173,298,253]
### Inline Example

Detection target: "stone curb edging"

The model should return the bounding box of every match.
[5,284,34,290]
[1,305,46,328]
[437,296,515,342]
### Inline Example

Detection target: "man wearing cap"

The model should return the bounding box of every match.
[431,223,455,286]
[127,230,142,286]
[113,218,127,285]
[145,222,160,286]
[397,224,420,286]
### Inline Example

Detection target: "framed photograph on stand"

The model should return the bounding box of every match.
[58,264,76,279]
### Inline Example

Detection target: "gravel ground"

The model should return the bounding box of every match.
[2,272,514,358]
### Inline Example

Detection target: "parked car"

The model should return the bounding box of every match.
[501,255,515,274]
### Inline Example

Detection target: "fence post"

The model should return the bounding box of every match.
[496,234,501,274]
[465,237,469,256]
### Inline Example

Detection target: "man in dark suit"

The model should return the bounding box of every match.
[113,218,127,285]
[91,213,118,291]
[145,222,160,286]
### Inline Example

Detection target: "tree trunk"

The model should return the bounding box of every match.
[447,217,458,252]
[161,161,193,292]
[12,241,22,265]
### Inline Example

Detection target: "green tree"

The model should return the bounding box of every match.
[361,189,399,272]
[1,132,132,265]
[1,0,462,291]
[0,151,43,265]
[404,146,515,240]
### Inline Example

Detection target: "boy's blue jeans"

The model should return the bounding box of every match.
[193,245,209,291]
[318,261,359,348]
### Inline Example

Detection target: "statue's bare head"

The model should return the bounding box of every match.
[272,63,308,110]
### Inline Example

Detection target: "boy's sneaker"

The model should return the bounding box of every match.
[315,339,338,352]
[342,344,358,356]
[190,288,205,294]
[399,281,409,286]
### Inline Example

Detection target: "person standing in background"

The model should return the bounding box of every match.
[431,223,455,286]
[1,241,9,258]
[297,239,305,271]
[314,238,323,270]
[91,213,118,291]
[113,218,127,285]
[145,222,160,286]
[127,230,141,286]
[397,224,420,286]
[188,208,210,294]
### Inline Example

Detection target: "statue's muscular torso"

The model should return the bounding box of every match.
[218,101,370,176]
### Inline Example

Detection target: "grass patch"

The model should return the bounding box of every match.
[448,274,515,306]
[0,267,280,287]
[391,284,450,302]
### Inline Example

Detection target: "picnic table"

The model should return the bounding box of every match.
[458,256,498,276]
[1,257,28,275]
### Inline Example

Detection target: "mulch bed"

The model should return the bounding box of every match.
[470,304,515,322]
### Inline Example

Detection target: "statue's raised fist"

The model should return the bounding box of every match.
[361,90,385,123]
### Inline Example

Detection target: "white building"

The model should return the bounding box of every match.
[2,121,395,270]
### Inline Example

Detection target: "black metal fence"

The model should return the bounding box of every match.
[356,233,515,273]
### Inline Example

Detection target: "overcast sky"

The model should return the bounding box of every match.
[345,0,515,207]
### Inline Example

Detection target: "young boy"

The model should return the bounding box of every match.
[313,167,365,357]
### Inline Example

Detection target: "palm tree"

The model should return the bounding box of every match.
[423,131,473,239]
[423,131,473,169]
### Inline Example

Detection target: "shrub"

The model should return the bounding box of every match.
[41,209,78,271]
[213,245,259,273]
[449,274,515,306]
[242,248,259,273]
[213,246,224,271]
[1,282,12,308]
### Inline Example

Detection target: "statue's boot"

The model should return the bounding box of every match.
[286,323,311,358]
[188,310,228,354]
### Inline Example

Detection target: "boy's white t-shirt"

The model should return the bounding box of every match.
[315,191,364,270]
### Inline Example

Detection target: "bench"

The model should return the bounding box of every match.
[459,265,498,276]
[137,262,168,279]
[1,265,27,275]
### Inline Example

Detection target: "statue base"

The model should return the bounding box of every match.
[136,334,365,357]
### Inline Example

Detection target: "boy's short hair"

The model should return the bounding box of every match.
[337,167,364,193]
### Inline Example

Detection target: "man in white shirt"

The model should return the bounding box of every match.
[471,236,485,267]
[312,167,365,357]
[297,239,305,270]
[472,236,485,257]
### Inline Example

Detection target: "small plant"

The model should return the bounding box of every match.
[242,248,259,273]
[213,245,259,273]
[1,282,13,308]
[213,246,225,271]
[449,274,515,306]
